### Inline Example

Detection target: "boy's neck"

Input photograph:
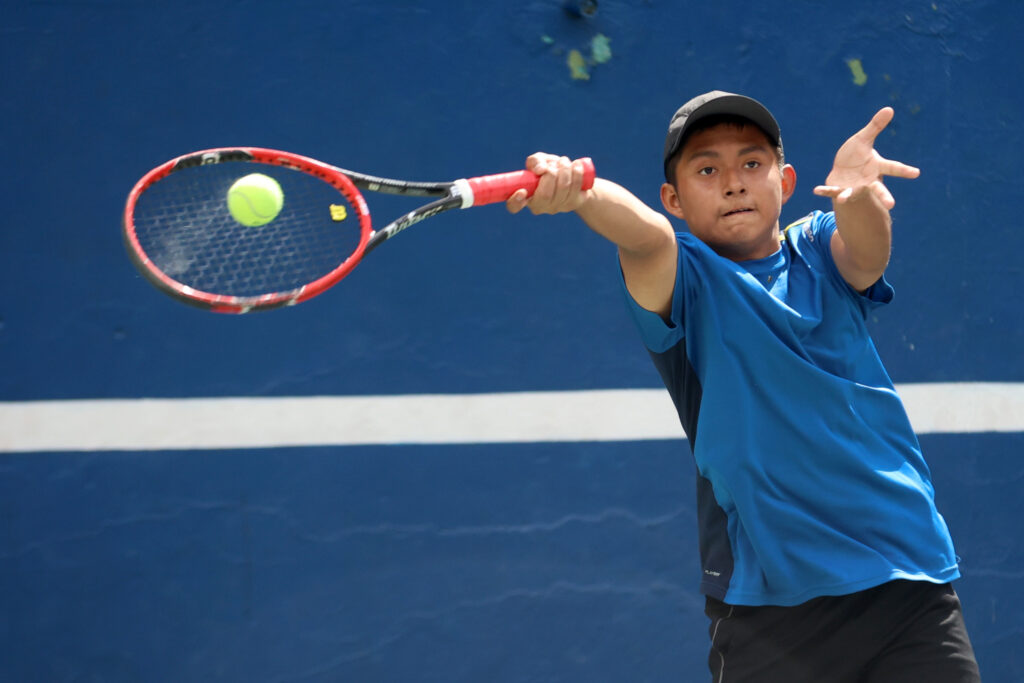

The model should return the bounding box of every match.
[705,223,782,262]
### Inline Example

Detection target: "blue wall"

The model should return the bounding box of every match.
[3,1,1022,681]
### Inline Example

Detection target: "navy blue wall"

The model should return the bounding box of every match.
[3,1,1022,681]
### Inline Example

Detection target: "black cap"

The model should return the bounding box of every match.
[663,91,782,179]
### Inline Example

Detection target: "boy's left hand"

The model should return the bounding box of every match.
[814,107,920,209]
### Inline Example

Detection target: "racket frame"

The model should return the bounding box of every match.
[124,147,462,313]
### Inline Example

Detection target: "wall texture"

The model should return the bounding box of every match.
[2,1,1022,681]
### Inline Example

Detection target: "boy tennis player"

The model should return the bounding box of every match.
[508,91,980,682]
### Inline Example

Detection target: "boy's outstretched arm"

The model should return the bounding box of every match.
[507,153,678,318]
[814,107,920,292]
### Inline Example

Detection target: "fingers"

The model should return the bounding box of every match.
[880,158,920,180]
[813,181,895,209]
[818,108,917,211]
[547,156,583,205]
[870,179,896,209]
[525,152,561,173]
[509,153,560,214]
[856,106,895,143]
[509,153,589,215]
[505,188,530,214]
[856,108,920,179]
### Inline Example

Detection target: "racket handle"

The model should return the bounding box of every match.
[463,157,595,207]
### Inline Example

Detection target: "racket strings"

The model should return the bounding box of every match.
[131,163,362,298]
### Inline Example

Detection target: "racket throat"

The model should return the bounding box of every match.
[366,195,461,254]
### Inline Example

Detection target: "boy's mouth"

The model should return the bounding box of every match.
[723,207,754,217]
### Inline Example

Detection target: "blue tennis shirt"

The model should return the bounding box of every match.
[623,210,959,607]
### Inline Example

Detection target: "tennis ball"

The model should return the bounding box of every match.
[227,173,284,226]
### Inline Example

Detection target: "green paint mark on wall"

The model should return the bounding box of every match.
[590,34,612,64]
[846,58,868,86]
[568,49,590,80]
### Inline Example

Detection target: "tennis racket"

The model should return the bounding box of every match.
[123,147,595,313]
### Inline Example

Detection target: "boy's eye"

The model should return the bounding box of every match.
[698,166,715,176]
[744,160,761,169]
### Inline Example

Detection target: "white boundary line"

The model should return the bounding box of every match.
[0,383,1021,453]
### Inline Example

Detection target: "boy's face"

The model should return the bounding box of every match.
[660,122,796,261]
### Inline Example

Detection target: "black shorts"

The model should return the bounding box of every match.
[704,580,980,683]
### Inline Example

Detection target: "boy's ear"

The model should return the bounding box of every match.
[780,164,797,205]
[660,182,686,219]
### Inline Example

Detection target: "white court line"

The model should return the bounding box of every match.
[0,383,1021,453]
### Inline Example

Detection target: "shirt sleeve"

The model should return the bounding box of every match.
[618,237,688,354]
[794,211,894,308]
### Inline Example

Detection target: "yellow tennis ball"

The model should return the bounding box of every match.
[227,173,284,226]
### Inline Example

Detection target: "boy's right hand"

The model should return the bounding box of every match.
[506,152,592,215]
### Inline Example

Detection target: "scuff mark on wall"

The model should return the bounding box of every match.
[846,58,868,86]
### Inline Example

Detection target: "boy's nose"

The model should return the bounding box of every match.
[723,169,746,195]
